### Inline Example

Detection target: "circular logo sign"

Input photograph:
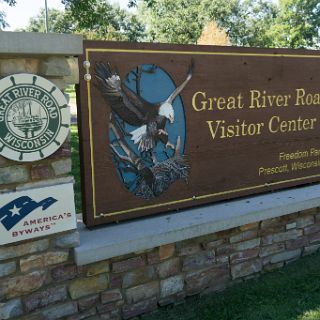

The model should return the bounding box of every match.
[0,74,70,162]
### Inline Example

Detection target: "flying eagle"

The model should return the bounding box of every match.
[95,61,193,152]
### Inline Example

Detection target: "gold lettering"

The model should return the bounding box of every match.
[192,91,207,111]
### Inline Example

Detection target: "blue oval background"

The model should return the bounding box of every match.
[109,64,187,194]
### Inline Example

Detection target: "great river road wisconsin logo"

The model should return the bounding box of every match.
[0,73,70,162]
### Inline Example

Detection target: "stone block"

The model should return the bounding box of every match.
[205,239,226,249]
[112,256,145,273]
[231,259,262,279]
[263,262,284,272]
[299,208,318,216]
[158,291,186,307]
[0,270,46,299]
[0,299,23,319]
[67,308,96,320]
[270,249,301,264]
[31,164,55,180]
[122,266,155,289]
[69,274,109,300]
[156,257,180,279]
[182,251,215,272]
[16,176,74,191]
[216,244,234,255]
[147,251,160,265]
[159,244,175,260]
[54,231,80,248]
[97,300,124,314]
[273,229,302,243]
[230,248,260,264]
[259,225,285,236]
[41,302,78,320]
[286,237,308,250]
[0,165,29,184]
[109,274,122,289]
[309,232,320,244]
[0,155,13,168]
[51,264,80,282]
[78,295,99,312]
[86,261,109,277]
[303,244,320,256]
[0,261,16,278]
[51,142,72,158]
[0,58,39,76]
[239,222,259,231]
[216,255,229,264]
[64,57,79,84]
[260,217,281,229]
[49,78,69,90]
[185,263,230,295]
[101,289,122,304]
[0,239,49,261]
[280,213,299,223]
[24,285,67,312]
[122,297,157,320]
[296,215,314,228]
[40,57,70,77]
[229,230,257,244]
[259,243,285,258]
[51,159,72,176]
[177,243,201,256]
[232,238,260,251]
[18,313,43,320]
[160,275,184,298]
[304,225,320,235]
[126,281,159,304]
[286,222,297,230]
[20,251,69,272]
[261,235,273,245]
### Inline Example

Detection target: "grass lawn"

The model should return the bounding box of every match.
[65,85,77,105]
[70,126,320,320]
[71,124,82,213]
[143,253,320,320]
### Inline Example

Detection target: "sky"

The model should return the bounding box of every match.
[0,0,130,31]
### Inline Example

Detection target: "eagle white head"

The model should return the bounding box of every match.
[159,102,174,124]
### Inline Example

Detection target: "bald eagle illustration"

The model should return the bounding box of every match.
[95,61,193,152]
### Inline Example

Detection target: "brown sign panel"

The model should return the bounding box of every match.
[78,40,320,227]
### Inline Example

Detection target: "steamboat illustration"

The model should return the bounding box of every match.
[9,100,46,138]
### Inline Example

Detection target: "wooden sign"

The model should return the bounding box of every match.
[78,41,320,227]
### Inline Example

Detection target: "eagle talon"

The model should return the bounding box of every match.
[166,142,175,149]
[158,129,167,135]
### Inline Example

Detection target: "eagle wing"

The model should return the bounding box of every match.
[95,62,156,126]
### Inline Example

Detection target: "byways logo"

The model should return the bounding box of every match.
[0,196,57,231]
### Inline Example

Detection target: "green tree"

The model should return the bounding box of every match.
[139,0,205,44]
[60,0,320,48]
[0,0,16,29]
[268,0,320,48]
[138,0,278,46]
[136,0,319,48]
[61,0,146,41]
[24,8,74,33]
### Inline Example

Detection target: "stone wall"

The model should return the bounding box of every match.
[1,32,320,320]
[0,32,82,320]
[0,37,80,194]
[1,207,320,319]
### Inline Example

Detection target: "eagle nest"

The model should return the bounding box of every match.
[135,155,189,200]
